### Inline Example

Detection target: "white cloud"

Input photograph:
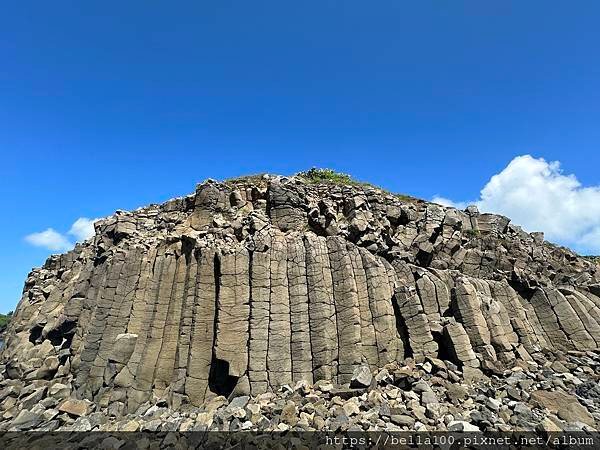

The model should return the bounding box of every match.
[25,217,98,253]
[435,155,600,255]
[68,217,97,241]
[25,228,73,252]
[432,196,468,210]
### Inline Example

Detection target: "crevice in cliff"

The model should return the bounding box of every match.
[416,249,433,267]
[265,185,273,220]
[302,239,315,382]
[209,358,239,398]
[508,277,535,301]
[208,252,238,398]
[47,319,77,347]
[391,294,412,359]
[173,250,193,390]
[29,325,43,344]
[431,329,451,361]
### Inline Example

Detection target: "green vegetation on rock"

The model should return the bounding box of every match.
[464,229,480,238]
[0,312,12,332]
[296,168,356,185]
[296,168,417,203]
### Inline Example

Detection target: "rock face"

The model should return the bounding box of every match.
[2,173,600,422]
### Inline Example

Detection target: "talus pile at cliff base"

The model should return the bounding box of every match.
[2,172,600,432]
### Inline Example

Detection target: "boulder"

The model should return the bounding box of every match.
[350,366,372,389]
[448,420,480,432]
[530,390,595,426]
[109,333,138,364]
[58,399,93,417]
[11,410,44,430]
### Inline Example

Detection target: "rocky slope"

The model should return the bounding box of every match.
[1,171,600,432]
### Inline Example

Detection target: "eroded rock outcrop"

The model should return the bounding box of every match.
[2,173,600,427]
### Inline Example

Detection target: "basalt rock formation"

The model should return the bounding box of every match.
[3,173,600,421]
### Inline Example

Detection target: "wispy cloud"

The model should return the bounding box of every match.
[434,155,600,254]
[25,228,73,252]
[431,196,468,210]
[68,217,97,242]
[25,217,98,252]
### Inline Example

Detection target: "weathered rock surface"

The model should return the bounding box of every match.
[1,172,600,430]
[2,352,598,433]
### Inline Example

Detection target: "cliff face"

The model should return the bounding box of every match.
[3,174,600,417]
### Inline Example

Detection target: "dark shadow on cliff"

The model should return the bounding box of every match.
[208,358,238,398]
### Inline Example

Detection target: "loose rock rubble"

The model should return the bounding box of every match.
[1,352,598,432]
[1,172,600,431]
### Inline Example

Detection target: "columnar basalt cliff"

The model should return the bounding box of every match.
[3,173,600,423]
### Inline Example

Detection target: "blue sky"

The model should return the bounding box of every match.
[2,1,600,312]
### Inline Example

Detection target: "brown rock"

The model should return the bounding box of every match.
[58,399,93,417]
[531,390,595,426]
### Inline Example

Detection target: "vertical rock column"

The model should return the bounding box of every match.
[470,279,516,361]
[394,284,438,361]
[81,251,127,397]
[287,234,313,384]
[214,248,251,378]
[171,249,198,402]
[327,237,362,384]
[267,234,292,388]
[488,280,541,353]
[519,298,552,352]
[453,278,495,360]
[430,270,452,317]
[304,233,338,382]
[248,237,271,395]
[185,249,218,406]
[415,273,442,324]
[72,255,109,396]
[544,288,595,351]
[101,247,143,398]
[63,261,93,362]
[134,249,177,401]
[362,250,403,364]
[529,288,570,351]
[116,247,160,411]
[153,251,189,392]
[348,247,379,368]
[442,321,480,368]
[562,288,600,347]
